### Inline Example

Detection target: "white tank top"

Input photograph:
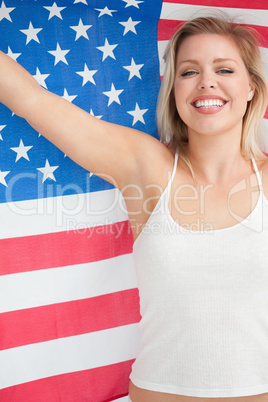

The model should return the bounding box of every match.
[130,152,268,398]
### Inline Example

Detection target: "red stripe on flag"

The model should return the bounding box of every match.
[158,19,268,47]
[242,24,268,47]
[0,289,141,351]
[158,19,184,40]
[0,220,133,276]
[265,108,268,119]
[0,360,134,402]
[162,0,268,9]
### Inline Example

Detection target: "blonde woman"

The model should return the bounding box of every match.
[0,15,268,402]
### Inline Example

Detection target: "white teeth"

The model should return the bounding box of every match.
[194,99,225,108]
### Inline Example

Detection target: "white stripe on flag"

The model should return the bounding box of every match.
[0,253,137,313]
[157,40,169,77]
[0,323,141,389]
[260,47,268,81]
[160,3,268,27]
[0,188,128,239]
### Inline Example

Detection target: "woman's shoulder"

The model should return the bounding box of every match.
[258,155,268,199]
[259,155,268,172]
[131,135,177,188]
[134,134,175,169]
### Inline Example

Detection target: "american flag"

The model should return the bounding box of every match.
[0,1,267,401]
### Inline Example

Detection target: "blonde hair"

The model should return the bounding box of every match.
[157,15,268,170]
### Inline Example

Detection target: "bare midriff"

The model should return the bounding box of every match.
[129,381,268,402]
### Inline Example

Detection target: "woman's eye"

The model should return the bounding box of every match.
[181,70,198,77]
[217,69,234,74]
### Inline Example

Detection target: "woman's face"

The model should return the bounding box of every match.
[174,34,254,140]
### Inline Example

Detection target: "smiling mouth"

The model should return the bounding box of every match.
[192,99,227,108]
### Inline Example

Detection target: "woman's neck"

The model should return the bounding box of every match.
[184,131,249,185]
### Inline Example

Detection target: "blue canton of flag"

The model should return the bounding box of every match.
[0,0,162,203]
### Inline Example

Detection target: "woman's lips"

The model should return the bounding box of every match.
[190,97,228,114]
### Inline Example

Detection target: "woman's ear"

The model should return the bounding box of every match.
[247,80,255,101]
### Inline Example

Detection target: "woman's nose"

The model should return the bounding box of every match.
[197,72,217,90]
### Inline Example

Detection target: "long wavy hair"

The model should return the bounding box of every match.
[157,15,268,172]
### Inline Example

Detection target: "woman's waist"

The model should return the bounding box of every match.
[129,381,268,402]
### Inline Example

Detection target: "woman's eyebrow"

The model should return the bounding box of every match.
[177,58,238,67]
[177,59,198,67]
[213,58,238,65]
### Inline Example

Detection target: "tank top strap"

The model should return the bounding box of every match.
[170,150,179,182]
[168,150,178,185]
[162,150,178,207]
[252,157,263,192]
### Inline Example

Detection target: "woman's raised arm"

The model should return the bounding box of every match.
[0,50,159,190]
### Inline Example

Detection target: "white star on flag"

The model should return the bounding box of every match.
[95,7,117,17]
[119,17,141,35]
[90,109,102,119]
[33,67,50,89]
[20,22,43,45]
[123,58,144,80]
[43,2,66,20]
[7,46,21,62]
[62,89,77,103]
[76,64,97,86]
[97,38,118,61]
[0,125,6,140]
[37,160,59,183]
[73,0,87,4]
[0,170,10,187]
[103,83,124,106]
[127,103,148,125]
[122,0,144,8]
[10,139,33,162]
[0,0,15,22]
[70,19,92,40]
[48,43,70,65]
